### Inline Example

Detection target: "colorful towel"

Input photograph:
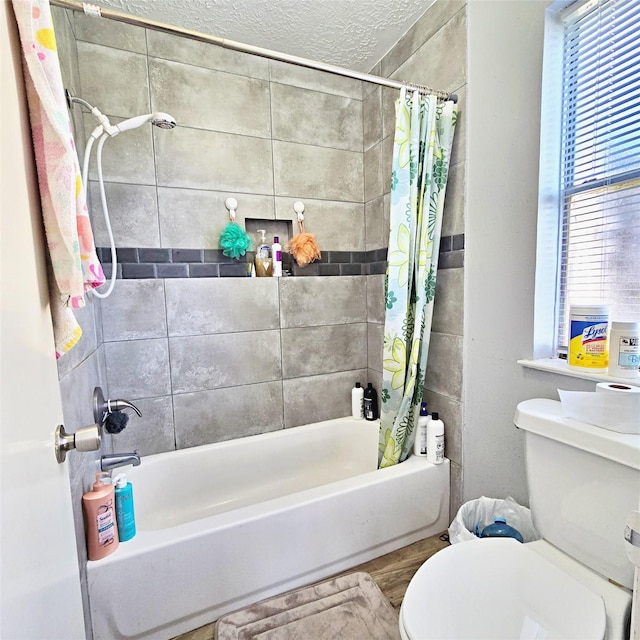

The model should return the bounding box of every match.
[12,0,104,358]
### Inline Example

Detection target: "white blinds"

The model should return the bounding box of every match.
[557,0,640,348]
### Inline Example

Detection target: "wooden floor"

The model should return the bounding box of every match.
[173,532,450,640]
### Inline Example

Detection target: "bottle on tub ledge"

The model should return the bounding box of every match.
[413,401,429,457]
[363,383,379,421]
[83,472,119,560]
[113,472,137,542]
[351,382,364,419]
[426,412,445,464]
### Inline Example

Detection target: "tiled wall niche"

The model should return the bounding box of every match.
[54,0,465,512]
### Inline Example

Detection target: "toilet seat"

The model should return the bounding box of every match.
[400,538,606,640]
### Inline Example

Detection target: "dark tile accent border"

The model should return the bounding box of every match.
[98,238,462,279]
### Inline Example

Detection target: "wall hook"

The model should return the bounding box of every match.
[293,200,305,223]
[225,197,238,222]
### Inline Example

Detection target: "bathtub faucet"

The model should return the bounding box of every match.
[101,451,141,472]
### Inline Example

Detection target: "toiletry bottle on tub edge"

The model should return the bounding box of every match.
[413,401,429,457]
[426,412,445,464]
[363,383,379,421]
[113,472,136,542]
[351,382,364,419]
[83,472,119,560]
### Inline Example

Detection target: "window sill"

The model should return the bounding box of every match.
[517,358,640,388]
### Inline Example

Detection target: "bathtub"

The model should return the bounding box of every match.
[87,416,450,640]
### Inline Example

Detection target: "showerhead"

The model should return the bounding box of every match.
[151,114,177,130]
[113,112,177,135]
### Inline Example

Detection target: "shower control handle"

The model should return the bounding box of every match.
[93,387,142,424]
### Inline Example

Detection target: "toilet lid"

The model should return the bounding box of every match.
[401,538,606,640]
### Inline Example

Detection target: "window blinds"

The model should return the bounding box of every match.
[557,0,640,349]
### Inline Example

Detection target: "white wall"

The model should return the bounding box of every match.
[463,0,596,504]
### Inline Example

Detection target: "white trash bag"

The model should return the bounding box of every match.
[448,496,540,544]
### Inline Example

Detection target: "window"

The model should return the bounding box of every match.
[537,0,640,355]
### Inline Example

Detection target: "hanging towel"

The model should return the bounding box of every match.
[12,0,105,358]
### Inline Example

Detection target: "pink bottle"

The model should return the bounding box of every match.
[83,472,119,560]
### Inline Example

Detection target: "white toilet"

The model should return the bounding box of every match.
[400,398,638,640]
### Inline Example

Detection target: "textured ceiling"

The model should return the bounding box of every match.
[96,0,436,72]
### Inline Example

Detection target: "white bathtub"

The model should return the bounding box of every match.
[87,417,450,640]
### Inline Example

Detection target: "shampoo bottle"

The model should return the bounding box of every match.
[426,412,445,464]
[351,382,364,419]
[82,472,119,560]
[413,401,429,456]
[363,383,379,421]
[272,236,282,277]
[113,473,136,542]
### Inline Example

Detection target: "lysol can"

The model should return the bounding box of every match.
[568,305,609,371]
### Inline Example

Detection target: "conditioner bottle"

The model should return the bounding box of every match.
[113,473,136,542]
[363,383,379,421]
[426,412,445,464]
[413,401,429,456]
[83,472,119,560]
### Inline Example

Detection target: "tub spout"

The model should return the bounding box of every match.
[101,451,141,472]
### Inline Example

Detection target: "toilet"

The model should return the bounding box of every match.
[400,398,638,640]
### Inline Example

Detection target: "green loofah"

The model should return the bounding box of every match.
[219,222,252,259]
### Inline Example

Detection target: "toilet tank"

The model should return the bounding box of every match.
[514,398,639,590]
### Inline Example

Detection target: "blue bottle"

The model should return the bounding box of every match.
[480,517,523,543]
[113,473,136,541]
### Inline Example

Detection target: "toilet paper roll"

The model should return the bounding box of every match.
[595,381,640,396]
[558,382,640,434]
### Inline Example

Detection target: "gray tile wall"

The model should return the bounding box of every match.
[100,278,368,449]
[72,14,365,254]
[64,12,372,456]
[365,0,467,519]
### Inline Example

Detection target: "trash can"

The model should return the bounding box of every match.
[448,496,540,544]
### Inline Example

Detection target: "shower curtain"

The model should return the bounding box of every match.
[378,89,457,468]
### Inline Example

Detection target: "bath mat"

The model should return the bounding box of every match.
[215,571,400,639]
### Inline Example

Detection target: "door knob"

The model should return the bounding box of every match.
[54,423,101,464]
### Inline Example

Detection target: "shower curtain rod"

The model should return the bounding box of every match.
[49,0,458,103]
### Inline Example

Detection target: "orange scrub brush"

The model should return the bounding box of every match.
[287,201,321,267]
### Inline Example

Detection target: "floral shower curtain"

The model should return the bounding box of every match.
[378,89,457,468]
